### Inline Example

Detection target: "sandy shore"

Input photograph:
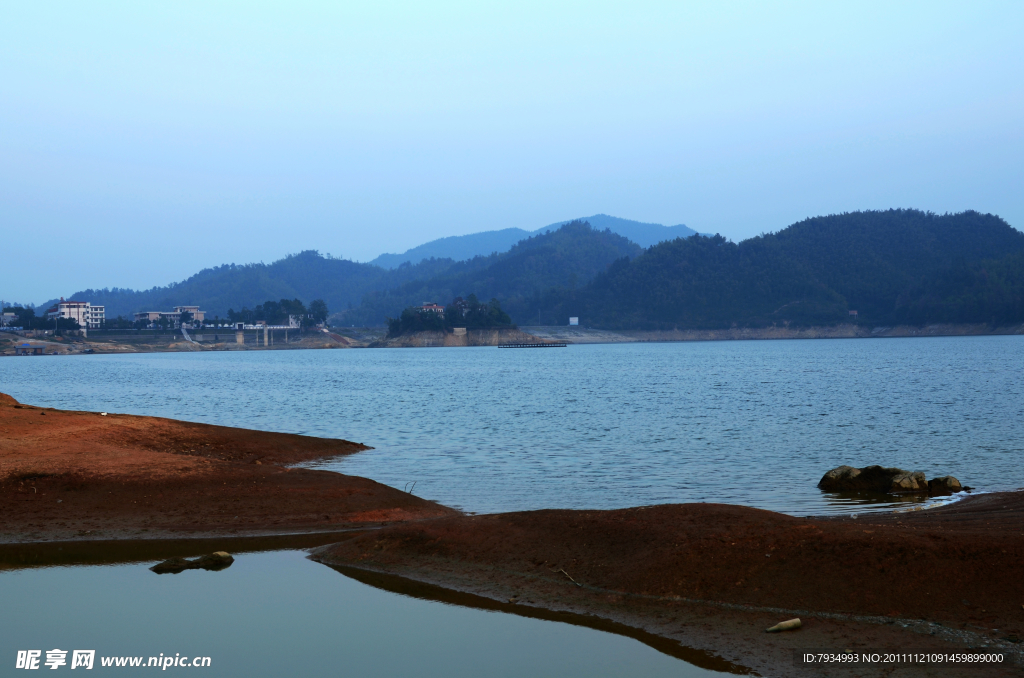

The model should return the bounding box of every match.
[4,391,1022,675]
[0,393,455,542]
[313,496,1024,676]
[524,322,1024,344]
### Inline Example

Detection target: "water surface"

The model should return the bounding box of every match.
[2,336,1022,515]
[0,549,726,677]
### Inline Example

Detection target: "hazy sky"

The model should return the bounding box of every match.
[3,1,1022,303]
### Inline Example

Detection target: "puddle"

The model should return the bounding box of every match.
[0,541,743,677]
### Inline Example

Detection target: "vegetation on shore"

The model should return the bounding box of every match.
[227,298,328,327]
[386,294,513,337]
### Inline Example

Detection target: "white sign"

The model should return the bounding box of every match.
[569,317,578,326]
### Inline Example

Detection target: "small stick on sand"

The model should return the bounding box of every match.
[559,569,583,587]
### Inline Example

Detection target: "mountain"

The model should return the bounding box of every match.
[67,252,461,320]
[346,221,642,325]
[534,214,697,247]
[369,228,531,270]
[536,210,1024,329]
[368,214,693,269]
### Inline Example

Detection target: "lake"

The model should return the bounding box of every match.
[2,335,1022,515]
[3,335,1023,676]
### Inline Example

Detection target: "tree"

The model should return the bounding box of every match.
[178,310,193,327]
[309,299,328,325]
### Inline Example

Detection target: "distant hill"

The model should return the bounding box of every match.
[369,228,531,270]
[59,209,1021,331]
[347,221,642,326]
[368,214,692,268]
[66,253,462,320]
[534,214,697,247]
[533,210,1024,329]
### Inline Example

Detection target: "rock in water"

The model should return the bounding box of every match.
[195,551,234,571]
[928,476,962,496]
[151,552,234,574]
[818,465,926,493]
[819,466,963,496]
[818,466,862,489]
[888,471,928,493]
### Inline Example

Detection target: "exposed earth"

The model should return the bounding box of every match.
[3,391,1022,676]
[314,496,1024,676]
[0,392,454,542]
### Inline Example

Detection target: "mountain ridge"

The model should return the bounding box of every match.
[368,214,693,269]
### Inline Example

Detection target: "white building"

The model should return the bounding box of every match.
[46,298,105,329]
[133,306,206,327]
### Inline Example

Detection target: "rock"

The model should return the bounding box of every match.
[928,476,962,496]
[819,465,861,489]
[888,471,928,493]
[150,552,234,574]
[819,465,963,496]
[766,618,802,633]
[818,465,927,494]
[195,551,234,571]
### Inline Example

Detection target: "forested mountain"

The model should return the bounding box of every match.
[369,228,531,269]
[67,252,461,320]
[537,210,1024,329]
[368,214,692,269]
[534,214,697,247]
[55,209,1024,330]
[345,221,642,325]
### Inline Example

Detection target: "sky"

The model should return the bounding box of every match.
[2,1,1022,304]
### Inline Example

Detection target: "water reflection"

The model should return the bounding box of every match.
[0,539,744,677]
[325,563,753,675]
[817,489,941,513]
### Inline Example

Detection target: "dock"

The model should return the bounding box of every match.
[497,342,567,348]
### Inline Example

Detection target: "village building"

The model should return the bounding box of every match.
[133,306,206,328]
[419,303,445,315]
[45,299,105,329]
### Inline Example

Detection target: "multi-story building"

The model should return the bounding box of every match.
[133,306,206,327]
[45,299,105,329]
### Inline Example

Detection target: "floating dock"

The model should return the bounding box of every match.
[497,342,567,348]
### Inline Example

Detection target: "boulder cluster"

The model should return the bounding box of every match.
[818,466,965,496]
[150,551,234,574]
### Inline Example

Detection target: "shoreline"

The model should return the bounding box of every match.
[0,393,455,544]
[313,494,1024,677]
[5,322,1023,355]
[4,393,1022,676]
[524,322,1024,344]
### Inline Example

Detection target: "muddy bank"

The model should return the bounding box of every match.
[314,493,1024,677]
[525,322,1024,344]
[372,327,553,348]
[0,393,456,542]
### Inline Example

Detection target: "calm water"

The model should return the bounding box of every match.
[0,549,723,677]
[2,336,1023,515]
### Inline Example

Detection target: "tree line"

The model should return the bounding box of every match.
[386,294,513,337]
